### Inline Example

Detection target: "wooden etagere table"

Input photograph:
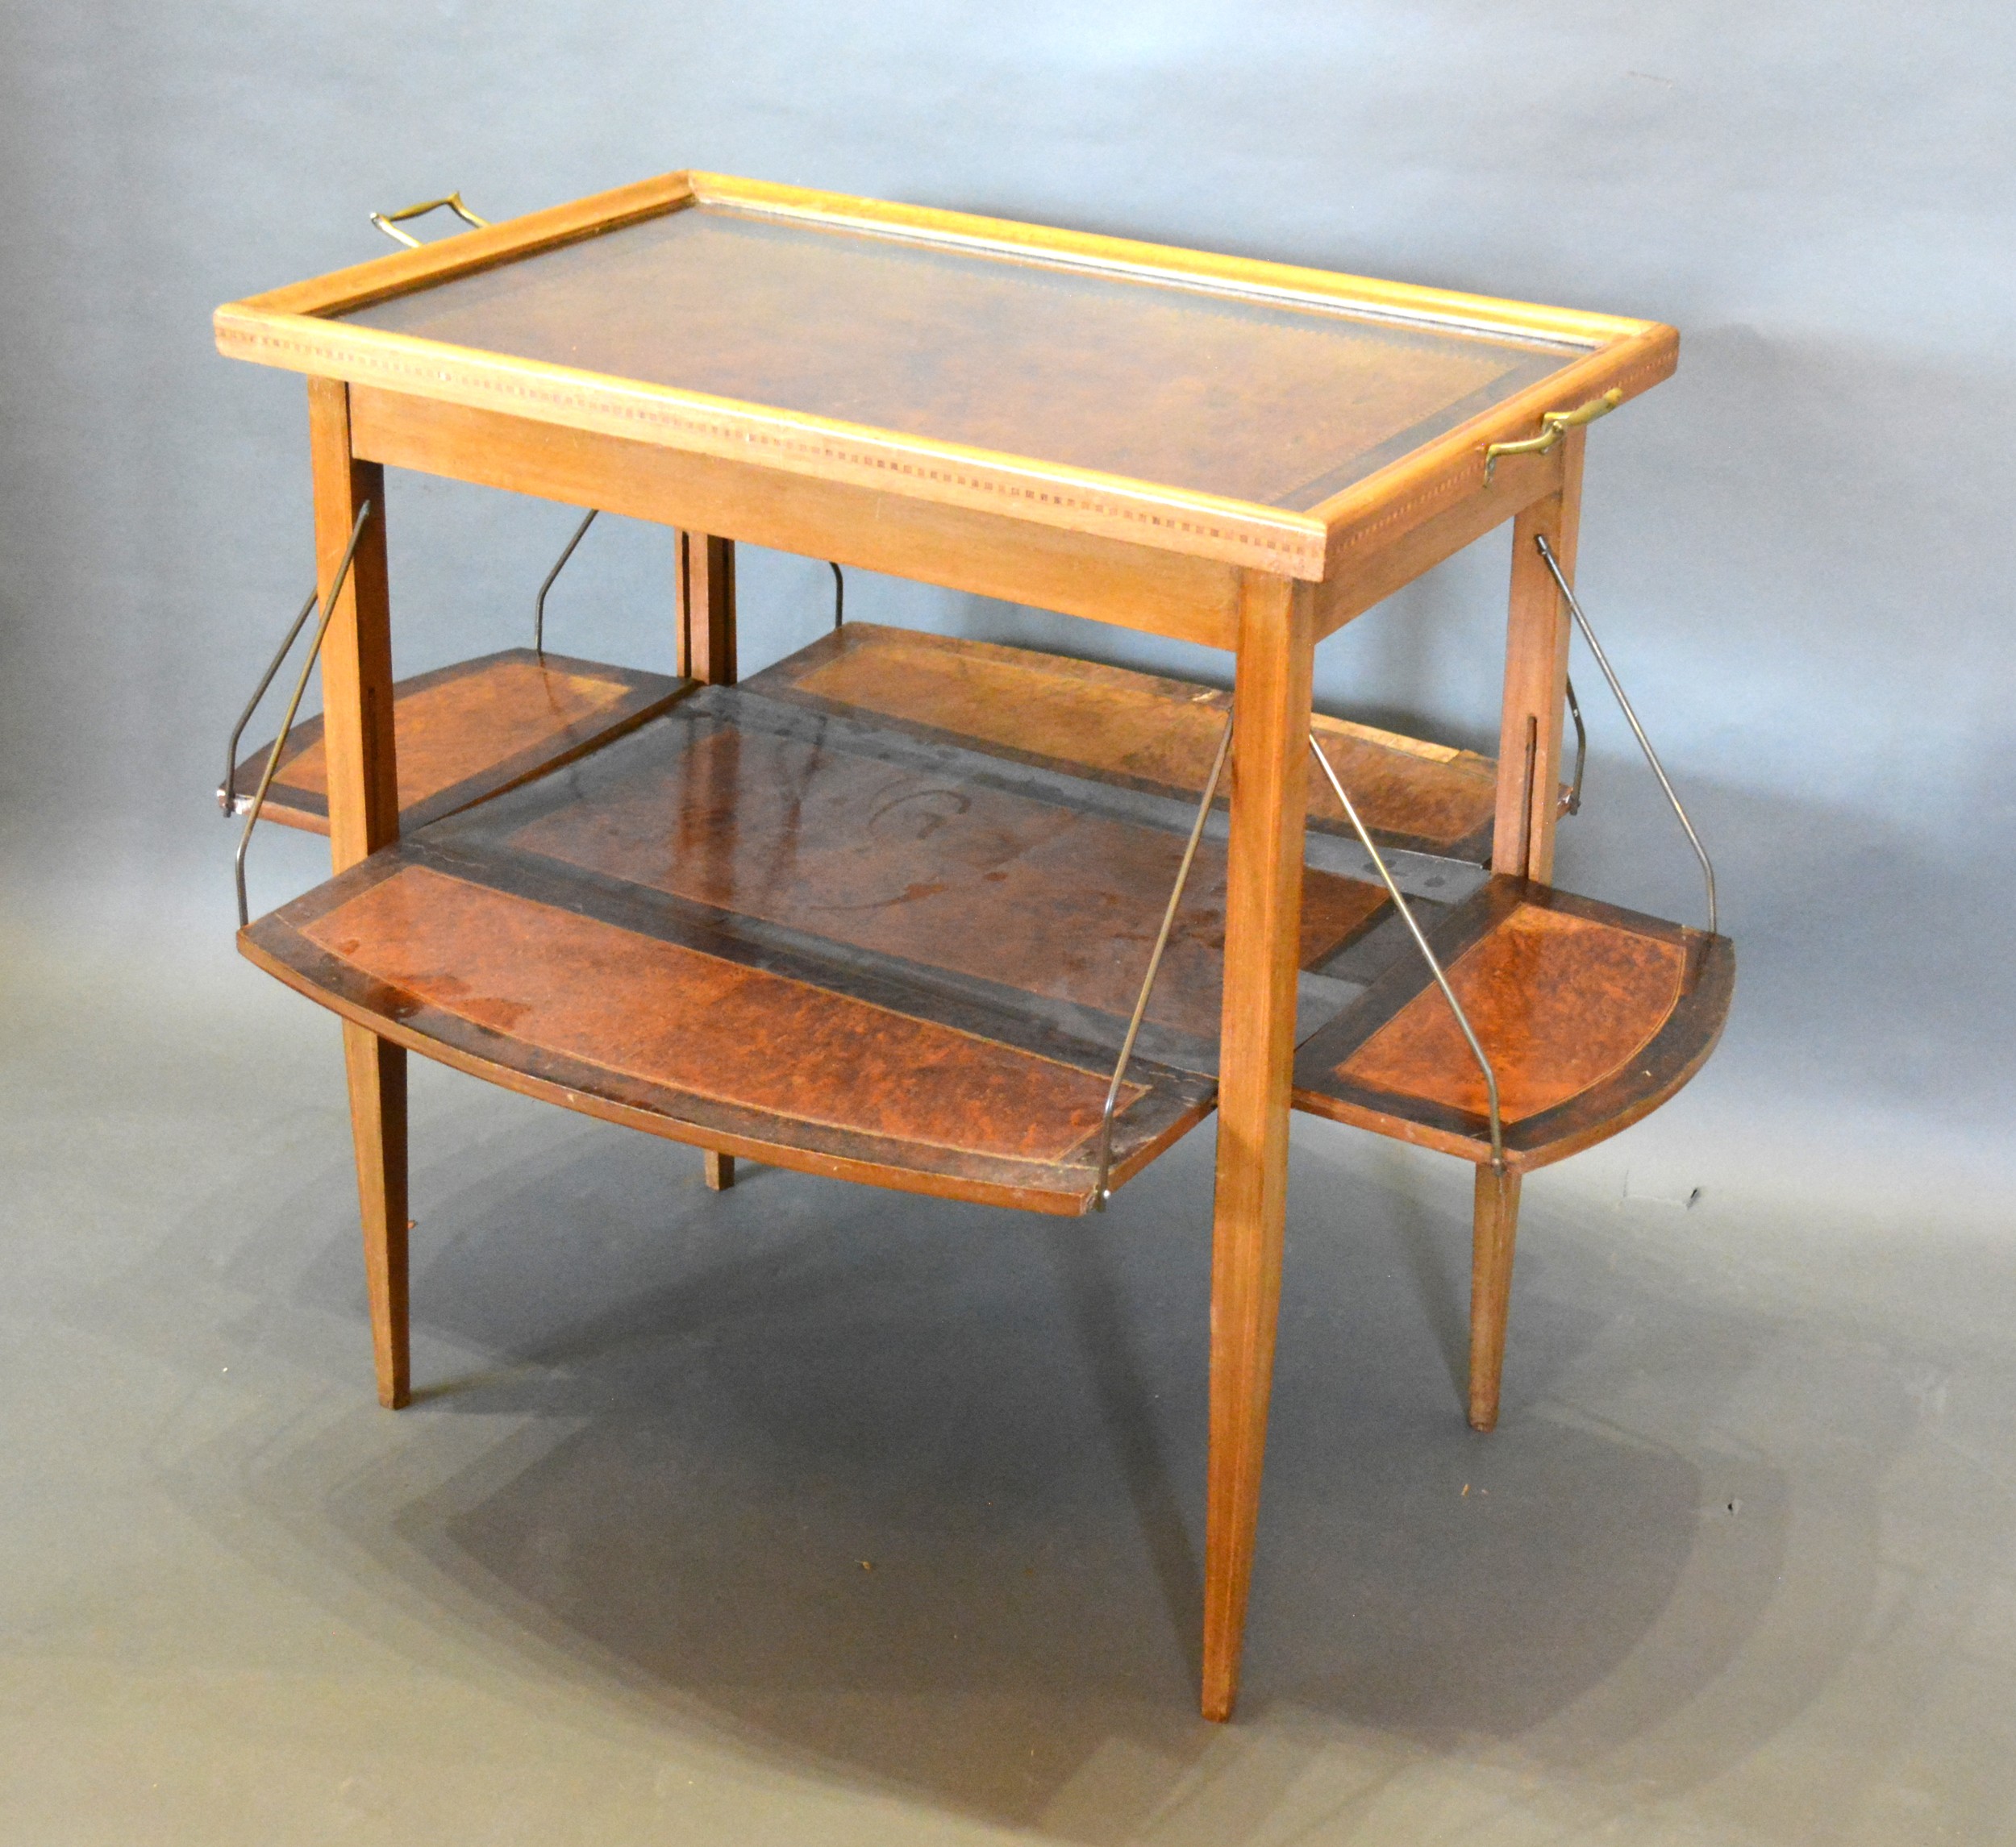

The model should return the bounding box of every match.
[216,172,1730,1720]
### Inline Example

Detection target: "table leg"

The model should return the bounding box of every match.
[1492,426,1584,885]
[309,378,410,1408]
[1468,1164,1522,1431]
[1469,428,1586,1430]
[344,1020,410,1407]
[676,530,743,1188]
[677,531,737,685]
[1201,572,1314,1723]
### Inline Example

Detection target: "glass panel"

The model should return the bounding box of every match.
[342,204,1581,510]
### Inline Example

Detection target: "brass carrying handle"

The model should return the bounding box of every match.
[1484,388,1622,483]
[369,191,490,248]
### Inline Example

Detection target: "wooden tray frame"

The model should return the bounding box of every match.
[215,172,1676,593]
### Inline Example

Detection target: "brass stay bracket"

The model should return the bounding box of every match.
[1484,388,1622,484]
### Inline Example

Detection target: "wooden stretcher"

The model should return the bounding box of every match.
[213,172,1732,1719]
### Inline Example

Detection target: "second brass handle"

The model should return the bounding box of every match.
[1484,388,1622,483]
[370,191,490,248]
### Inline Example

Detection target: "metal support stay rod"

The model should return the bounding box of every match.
[221,587,319,817]
[1564,672,1587,816]
[534,509,598,659]
[1308,734,1505,1171]
[1535,533,1717,935]
[1090,710,1234,1210]
[233,503,373,929]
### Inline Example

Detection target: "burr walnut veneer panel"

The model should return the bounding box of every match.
[1293,879,1735,1171]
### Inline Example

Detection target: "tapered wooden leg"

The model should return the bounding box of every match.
[677,531,742,1192]
[309,379,410,1405]
[1468,1163,1522,1433]
[1468,430,1583,1431]
[1201,572,1314,1724]
[343,1020,410,1408]
[676,530,737,685]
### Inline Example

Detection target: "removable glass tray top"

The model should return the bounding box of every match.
[215,174,1677,576]
[339,202,1577,515]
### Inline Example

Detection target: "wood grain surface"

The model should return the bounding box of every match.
[1468,1164,1522,1433]
[677,533,736,685]
[235,676,1326,1213]
[304,865,1135,1166]
[244,847,1215,1217]
[339,205,1574,517]
[309,380,409,1409]
[348,389,1245,649]
[1334,904,1685,1122]
[1493,431,1585,883]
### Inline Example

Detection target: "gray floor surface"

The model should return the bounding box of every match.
[5,864,2014,1847]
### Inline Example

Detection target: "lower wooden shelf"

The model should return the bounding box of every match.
[225,647,685,834]
[228,623,1544,858]
[1294,878,1735,1171]
[239,629,1730,1211]
[240,680,1397,1213]
[747,622,1574,859]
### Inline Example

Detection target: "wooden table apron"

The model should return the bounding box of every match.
[239,176,1664,1722]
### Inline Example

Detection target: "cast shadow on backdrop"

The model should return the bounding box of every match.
[123,1072,1851,1840]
